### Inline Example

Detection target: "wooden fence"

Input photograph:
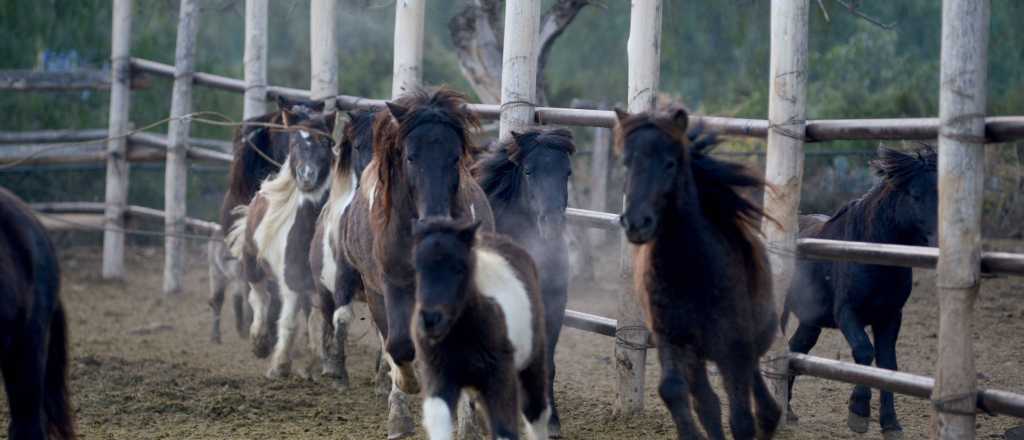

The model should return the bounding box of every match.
[2,0,1023,435]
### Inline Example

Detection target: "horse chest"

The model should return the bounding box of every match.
[473,249,535,370]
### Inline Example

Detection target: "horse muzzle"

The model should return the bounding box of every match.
[620,212,657,244]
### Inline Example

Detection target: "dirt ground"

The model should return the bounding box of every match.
[2,240,1022,439]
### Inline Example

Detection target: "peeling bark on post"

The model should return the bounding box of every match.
[932,1,989,438]
[310,0,338,110]
[615,0,662,416]
[163,0,199,295]
[243,0,268,120]
[391,0,425,98]
[103,0,132,280]
[589,102,611,244]
[761,0,809,420]
[497,0,540,143]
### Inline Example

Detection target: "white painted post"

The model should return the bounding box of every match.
[616,0,662,416]
[498,0,541,143]
[761,0,809,421]
[243,0,268,120]
[102,0,132,280]
[932,0,990,438]
[310,0,338,110]
[162,0,199,295]
[391,0,425,98]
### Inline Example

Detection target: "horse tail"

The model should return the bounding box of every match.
[45,303,75,439]
[225,205,249,259]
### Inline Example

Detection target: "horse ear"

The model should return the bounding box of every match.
[671,107,689,131]
[613,107,630,123]
[457,220,482,244]
[323,112,338,135]
[510,130,526,143]
[386,101,409,120]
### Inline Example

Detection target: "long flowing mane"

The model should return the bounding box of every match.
[227,111,287,203]
[820,144,937,239]
[371,87,481,225]
[472,128,575,216]
[616,111,773,282]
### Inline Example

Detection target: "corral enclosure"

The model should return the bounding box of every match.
[2,0,1024,439]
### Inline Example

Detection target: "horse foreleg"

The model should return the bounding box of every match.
[519,354,552,440]
[422,382,461,440]
[718,351,758,440]
[751,368,782,439]
[267,288,300,379]
[786,323,822,422]
[688,361,725,439]
[479,364,522,440]
[837,305,875,433]
[656,343,706,440]
[872,313,904,439]
[542,279,568,439]
[385,351,416,439]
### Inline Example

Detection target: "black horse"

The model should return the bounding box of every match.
[785,145,937,439]
[472,128,574,437]
[0,187,75,440]
[616,107,780,440]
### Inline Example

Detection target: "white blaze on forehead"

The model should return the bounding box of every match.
[473,248,533,370]
[423,397,454,440]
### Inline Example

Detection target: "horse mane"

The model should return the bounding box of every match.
[228,111,285,203]
[472,128,574,216]
[616,110,773,283]
[372,87,480,225]
[825,144,937,238]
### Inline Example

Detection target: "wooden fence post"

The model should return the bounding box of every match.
[589,101,611,244]
[615,0,662,416]
[761,0,809,420]
[310,0,338,110]
[102,0,132,280]
[391,0,425,98]
[498,0,540,143]
[243,0,268,120]
[932,0,990,437]
[163,0,199,295]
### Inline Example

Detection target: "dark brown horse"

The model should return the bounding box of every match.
[208,96,330,344]
[411,218,549,440]
[472,128,575,437]
[616,108,780,440]
[785,146,937,439]
[335,87,495,438]
[308,109,378,387]
[226,112,336,379]
[0,187,75,440]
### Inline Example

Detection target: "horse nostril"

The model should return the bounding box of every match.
[640,215,654,229]
[420,310,443,330]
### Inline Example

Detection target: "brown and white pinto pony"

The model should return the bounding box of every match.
[0,187,75,440]
[208,96,328,344]
[227,112,344,379]
[334,88,495,438]
[615,107,781,440]
[308,109,378,386]
[412,218,549,440]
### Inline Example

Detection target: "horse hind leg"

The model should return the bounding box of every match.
[786,323,822,422]
[751,368,782,439]
[656,343,707,440]
[837,306,874,434]
[2,328,47,439]
[231,277,251,339]
[208,239,228,344]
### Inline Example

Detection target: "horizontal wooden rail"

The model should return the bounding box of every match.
[797,238,1024,276]
[0,133,232,167]
[129,57,1024,142]
[30,202,220,233]
[566,207,619,230]
[564,309,618,337]
[0,69,112,91]
[790,353,1024,418]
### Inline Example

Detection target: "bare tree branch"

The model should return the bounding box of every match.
[536,0,592,105]
[834,0,895,30]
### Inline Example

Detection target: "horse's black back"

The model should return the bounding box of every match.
[0,187,74,439]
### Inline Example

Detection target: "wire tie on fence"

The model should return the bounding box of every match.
[500,100,538,112]
[931,392,979,416]
[614,324,655,350]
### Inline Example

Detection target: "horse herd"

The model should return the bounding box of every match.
[0,86,938,440]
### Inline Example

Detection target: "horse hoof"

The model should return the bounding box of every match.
[266,364,290,380]
[882,428,904,440]
[210,333,222,345]
[786,407,800,424]
[847,411,870,434]
[548,419,562,438]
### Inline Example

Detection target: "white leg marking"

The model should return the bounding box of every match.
[332,304,354,329]
[248,287,264,337]
[270,288,300,372]
[423,396,454,440]
[474,249,534,369]
[524,405,551,440]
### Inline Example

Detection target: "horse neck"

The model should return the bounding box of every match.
[648,170,728,280]
[492,174,537,240]
[846,183,915,245]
